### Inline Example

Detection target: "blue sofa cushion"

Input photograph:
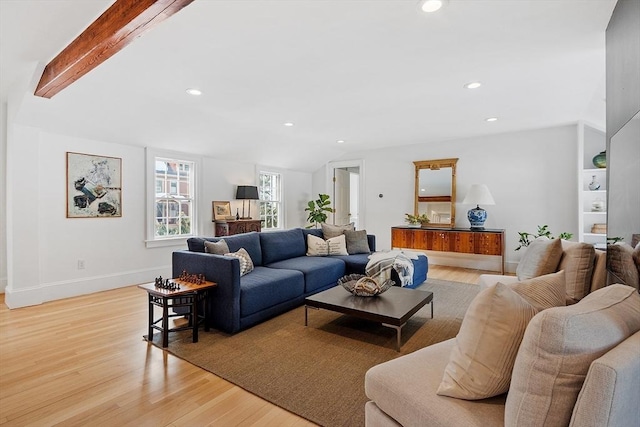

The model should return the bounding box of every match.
[217,232,263,266]
[266,256,346,294]
[302,228,323,239]
[260,228,306,265]
[240,266,304,317]
[187,237,218,253]
[332,253,371,275]
[187,233,263,265]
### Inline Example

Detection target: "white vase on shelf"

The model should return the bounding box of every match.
[588,175,601,191]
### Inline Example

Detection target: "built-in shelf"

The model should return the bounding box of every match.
[578,123,607,247]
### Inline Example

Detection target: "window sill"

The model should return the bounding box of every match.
[145,236,190,249]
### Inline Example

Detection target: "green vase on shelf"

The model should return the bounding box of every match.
[592,151,606,168]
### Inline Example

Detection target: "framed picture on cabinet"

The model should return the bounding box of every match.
[212,201,232,221]
[67,152,122,218]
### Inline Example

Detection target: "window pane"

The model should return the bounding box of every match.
[153,156,196,239]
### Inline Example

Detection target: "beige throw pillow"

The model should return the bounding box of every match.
[204,239,229,255]
[558,241,595,301]
[224,248,254,276]
[306,234,348,256]
[321,222,355,239]
[516,237,563,280]
[508,270,566,311]
[436,283,538,400]
[505,284,640,427]
[608,243,640,290]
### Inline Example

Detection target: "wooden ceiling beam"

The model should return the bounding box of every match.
[34,0,195,98]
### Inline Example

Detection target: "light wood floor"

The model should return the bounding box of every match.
[0,265,484,427]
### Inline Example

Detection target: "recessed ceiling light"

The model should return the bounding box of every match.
[486,117,498,122]
[283,122,294,127]
[186,88,202,96]
[419,0,447,13]
[464,82,482,89]
[337,140,345,144]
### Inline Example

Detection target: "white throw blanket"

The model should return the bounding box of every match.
[366,250,415,287]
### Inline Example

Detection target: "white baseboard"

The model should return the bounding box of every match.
[3,266,171,309]
[0,276,7,294]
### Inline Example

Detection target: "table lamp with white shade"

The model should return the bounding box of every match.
[462,184,495,229]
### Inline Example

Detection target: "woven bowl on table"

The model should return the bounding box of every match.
[337,274,394,297]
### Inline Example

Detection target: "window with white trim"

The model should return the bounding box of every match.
[259,171,281,230]
[145,147,201,249]
[154,158,195,238]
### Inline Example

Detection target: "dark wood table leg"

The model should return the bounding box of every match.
[162,296,169,348]
[147,294,153,342]
[192,293,198,343]
[203,290,210,332]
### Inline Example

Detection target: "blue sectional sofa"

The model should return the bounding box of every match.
[172,227,428,334]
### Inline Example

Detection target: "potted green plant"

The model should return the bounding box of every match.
[305,194,333,228]
[515,224,573,251]
[405,213,430,228]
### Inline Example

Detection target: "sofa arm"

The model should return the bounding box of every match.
[172,250,243,333]
[570,331,640,427]
[477,274,520,290]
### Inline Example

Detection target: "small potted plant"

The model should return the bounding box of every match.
[405,213,430,228]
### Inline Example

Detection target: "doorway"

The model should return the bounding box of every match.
[327,160,365,229]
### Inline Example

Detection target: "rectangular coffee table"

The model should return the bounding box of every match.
[304,286,433,351]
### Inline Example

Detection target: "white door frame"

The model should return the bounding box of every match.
[326,160,365,229]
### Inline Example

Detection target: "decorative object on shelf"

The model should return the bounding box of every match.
[591,223,607,234]
[235,208,240,220]
[515,225,573,251]
[405,213,430,228]
[462,184,495,229]
[591,198,605,212]
[588,175,601,191]
[66,152,122,218]
[592,150,607,168]
[338,274,394,297]
[236,185,259,219]
[212,200,233,221]
[305,193,333,228]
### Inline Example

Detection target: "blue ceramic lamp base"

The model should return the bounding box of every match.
[467,205,487,229]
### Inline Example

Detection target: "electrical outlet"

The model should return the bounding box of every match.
[77,260,85,270]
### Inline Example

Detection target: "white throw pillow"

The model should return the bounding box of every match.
[437,282,538,400]
[306,234,348,256]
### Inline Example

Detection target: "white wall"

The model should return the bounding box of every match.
[314,125,579,271]
[0,101,7,292]
[4,126,312,307]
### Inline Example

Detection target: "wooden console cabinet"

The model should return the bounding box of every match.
[391,226,505,274]
[214,220,262,237]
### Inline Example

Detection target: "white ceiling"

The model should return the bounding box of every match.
[1,0,616,172]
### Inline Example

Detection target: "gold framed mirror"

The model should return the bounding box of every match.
[414,158,458,228]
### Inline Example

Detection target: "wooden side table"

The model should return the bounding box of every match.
[214,219,262,236]
[138,279,217,347]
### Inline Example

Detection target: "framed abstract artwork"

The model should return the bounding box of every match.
[67,152,122,218]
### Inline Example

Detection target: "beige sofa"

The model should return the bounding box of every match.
[478,240,607,304]
[364,284,640,427]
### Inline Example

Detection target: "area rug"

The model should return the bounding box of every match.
[146,278,479,426]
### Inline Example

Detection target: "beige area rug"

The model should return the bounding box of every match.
[146,279,480,427]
